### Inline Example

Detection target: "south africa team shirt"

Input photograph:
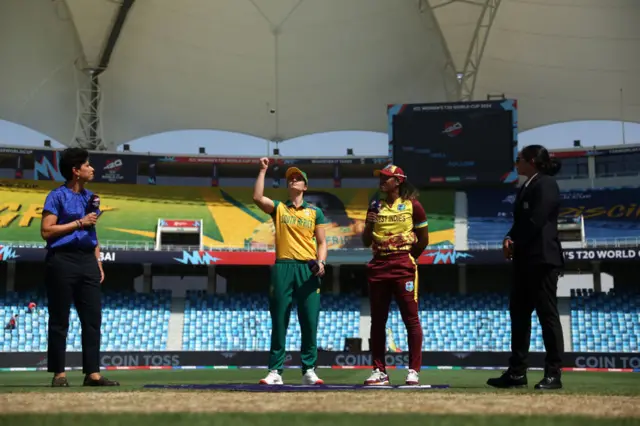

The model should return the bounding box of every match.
[271,200,328,261]
[369,197,428,257]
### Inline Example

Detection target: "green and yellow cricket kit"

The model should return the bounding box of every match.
[268,198,328,374]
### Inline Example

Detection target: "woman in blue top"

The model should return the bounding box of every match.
[41,148,118,387]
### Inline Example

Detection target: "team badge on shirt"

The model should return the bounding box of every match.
[397,204,406,211]
[405,281,414,292]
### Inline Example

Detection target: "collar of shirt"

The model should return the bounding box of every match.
[285,200,309,209]
[524,173,539,188]
[61,185,89,197]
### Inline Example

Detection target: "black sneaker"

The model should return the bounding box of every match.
[83,375,120,387]
[51,376,69,387]
[534,376,562,390]
[487,370,528,389]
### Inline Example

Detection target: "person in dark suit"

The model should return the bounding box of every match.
[487,144,564,390]
[41,148,119,388]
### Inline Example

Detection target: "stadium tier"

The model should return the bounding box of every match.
[466,187,640,247]
[182,292,361,351]
[385,293,545,352]
[570,290,640,353]
[1,290,171,352]
[4,291,639,353]
[0,179,456,250]
[5,179,640,251]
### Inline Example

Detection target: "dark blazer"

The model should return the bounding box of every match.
[506,173,564,267]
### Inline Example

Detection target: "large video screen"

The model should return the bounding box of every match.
[388,100,518,186]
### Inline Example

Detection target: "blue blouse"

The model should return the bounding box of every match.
[42,185,101,250]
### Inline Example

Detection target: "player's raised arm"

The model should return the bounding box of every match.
[252,157,276,214]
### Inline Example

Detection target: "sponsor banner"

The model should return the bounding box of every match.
[159,156,263,165]
[159,219,201,229]
[0,245,20,261]
[2,247,640,265]
[33,150,64,181]
[148,158,157,185]
[281,158,388,165]
[552,145,640,159]
[211,164,219,187]
[173,250,275,265]
[562,248,640,262]
[157,156,388,165]
[468,186,640,241]
[32,151,139,183]
[0,147,33,155]
[1,351,638,370]
[89,154,138,184]
[333,164,341,188]
[14,155,23,179]
[0,179,456,251]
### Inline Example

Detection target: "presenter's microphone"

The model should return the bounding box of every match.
[86,194,101,228]
[87,194,101,214]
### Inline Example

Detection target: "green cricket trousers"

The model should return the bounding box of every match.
[268,259,321,374]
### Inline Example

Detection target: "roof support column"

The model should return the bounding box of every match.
[458,0,502,101]
[418,0,461,101]
[73,0,135,151]
[74,69,105,150]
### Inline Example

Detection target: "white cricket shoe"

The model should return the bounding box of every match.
[405,369,419,386]
[363,368,390,386]
[259,370,284,385]
[302,368,325,385]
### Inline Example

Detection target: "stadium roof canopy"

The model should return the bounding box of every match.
[0,0,639,149]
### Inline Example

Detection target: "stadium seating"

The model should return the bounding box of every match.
[182,291,360,351]
[465,189,515,247]
[466,187,640,247]
[570,289,639,353]
[386,293,545,352]
[5,289,639,354]
[0,290,171,352]
[0,180,456,250]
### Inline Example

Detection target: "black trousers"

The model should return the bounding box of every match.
[45,248,102,375]
[509,263,564,377]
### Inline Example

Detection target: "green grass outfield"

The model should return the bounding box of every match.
[0,369,639,425]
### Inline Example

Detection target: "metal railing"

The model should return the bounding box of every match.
[0,240,455,252]
[3,238,639,252]
[467,236,640,251]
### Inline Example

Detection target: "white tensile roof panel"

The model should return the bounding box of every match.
[475,0,640,131]
[0,0,638,147]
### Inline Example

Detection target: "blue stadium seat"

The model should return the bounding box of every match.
[465,187,640,247]
[1,290,171,352]
[181,291,360,351]
[385,293,545,352]
[570,290,639,353]
[465,189,514,247]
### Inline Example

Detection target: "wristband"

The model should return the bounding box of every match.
[318,260,326,266]
[76,220,82,229]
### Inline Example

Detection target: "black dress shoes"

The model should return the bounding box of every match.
[534,376,563,390]
[51,376,69,387]
[487,370,528,389]
[83,375,120,386]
